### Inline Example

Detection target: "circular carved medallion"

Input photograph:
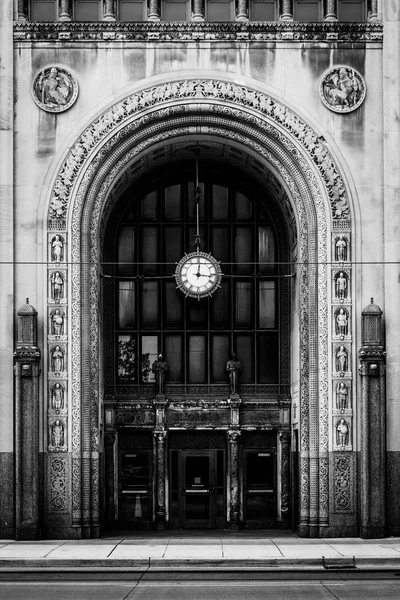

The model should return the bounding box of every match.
[319,66,366,113]
[32,66,79,113]
[175,251,222,299]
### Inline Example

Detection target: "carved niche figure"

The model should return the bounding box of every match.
[336,382,349,411]
[51,345,64,373]
[51,271,64,301]
[32,67,79,113]
[336,308,348,338]
[335,235,348,262]
[226,353,242,396]
[51,419,65,449]
[51,308,64,337]
[51,383,65,412]
[52,235,64,262]
[336,345,348,373]
[320,67,366,113]
[335,271,348,300]
[152,354,168,395]
[336,418,349,447]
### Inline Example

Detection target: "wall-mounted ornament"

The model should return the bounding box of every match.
[32,66,79,113]
[319,66,366,114]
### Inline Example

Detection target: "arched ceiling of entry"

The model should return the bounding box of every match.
[102,138,298,251]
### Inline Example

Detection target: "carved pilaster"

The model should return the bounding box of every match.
[192,0,205,21]
[358,299,386,538]
[59,0,72,21]
[279,0,293,20]
[154,430,167,529]
[235,0,249,21]
[279,431,291,524]
[323,0,337,21]
[153,395,168,427]
[228,396,241,427]
[103,0,116,21]
[14,300,41,540]
[368,0,378,21]
[104,432,116,523]
[148,0,161,21]
[227,430,241,530]
[18,0,28,21]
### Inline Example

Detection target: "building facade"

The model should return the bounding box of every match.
[0,0,399,539]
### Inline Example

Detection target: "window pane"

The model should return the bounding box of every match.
[211,335,230,383]
[259,227,276,274]
[235,191,252,220]
[118,335,136,382]
[141,335,158,383]
[164,281,184,327]
[339,1,364,21]
[235,335,253,383]
[259,281,276,328]
[189,336,206,383]
[120,0,145,20]
[188,297,207,328]
[258,333,278,383]
[141,190,158,219]
[163,0,188,21]
[140,226,158,274]
[165,335,182,382]
[141,281,159,326]
[208,0,232,20]
[75,1,100,20]
[235,281,253,328]
[165,184,181,220]
[119,281,135,328]
[212,185,229,220]
[211,280,230,327]
[211,227,229,266]
[118,227,135,275]
[251,0,275,21]
[165,227,182,271]
[31,0,57,20]
[235,227,253,274]
[294,0,319,20]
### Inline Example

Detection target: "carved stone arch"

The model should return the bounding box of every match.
[45,77,353,538]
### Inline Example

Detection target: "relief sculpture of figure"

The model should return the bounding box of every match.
[336,382,348,411]
[152,354,168,395]
[52,309,64,336]
[336,345,348,373]
[336,272,347,300]
[52,235,64,262]
[226,353,242,396]
[51,271,63,300]
[336,308,348,337]
[335,235,347,262]
[51,345,64,373]
[51,383,64,411]
[39,67,71,107]
[337,418,349,446]
[51,419,65,448]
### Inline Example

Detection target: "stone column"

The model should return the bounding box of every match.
[154,430,167,529]
[279,431,291,526]
[14,300,41,540]
[59,0,72,21]
[368,0,378,21]
[148,0,160,21]
[103,0,116,21]
[235,0,249,21]
[358,299,386,538]
[323,0,337,21]
[279,0,293,20]
[227,430,241,530]
[18,0,28,21]
[192,0,205,21]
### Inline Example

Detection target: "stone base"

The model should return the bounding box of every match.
[226,521,241,531]
[0,452,14,538]
[387,451,400,536]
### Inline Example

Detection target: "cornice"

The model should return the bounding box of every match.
[14,21,383,43]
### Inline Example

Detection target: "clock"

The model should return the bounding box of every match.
[175,251,222,299]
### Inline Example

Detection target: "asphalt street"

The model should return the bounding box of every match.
[0,572,399,600]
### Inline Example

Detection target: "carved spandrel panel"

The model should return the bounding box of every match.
[319,66,366,114]
[166,408,230,427]
[241,409,280,427]
[114,408,155,426]
[32,66,79,113]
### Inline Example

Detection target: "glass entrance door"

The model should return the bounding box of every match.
[243,449,277,526]
[118,450,152,528]
[180,451,216,528]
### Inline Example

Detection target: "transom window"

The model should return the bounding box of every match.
[109,169,284,387]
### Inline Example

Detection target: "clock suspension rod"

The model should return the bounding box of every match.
[194,149,201,252]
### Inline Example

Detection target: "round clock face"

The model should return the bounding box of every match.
[175,252,222,299]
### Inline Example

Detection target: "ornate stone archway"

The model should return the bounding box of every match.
[45,77,353,538]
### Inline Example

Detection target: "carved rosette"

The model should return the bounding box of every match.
[32,66,79,113]
[319,66,366,113]
[334,455,352,512]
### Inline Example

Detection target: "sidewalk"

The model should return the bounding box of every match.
[1,533,400,571]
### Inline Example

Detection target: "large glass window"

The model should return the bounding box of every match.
[30,0,57,20]
[293,0,321,20]
[75,0,102,21]
[338,0,365,21]
[109,168,285,387]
